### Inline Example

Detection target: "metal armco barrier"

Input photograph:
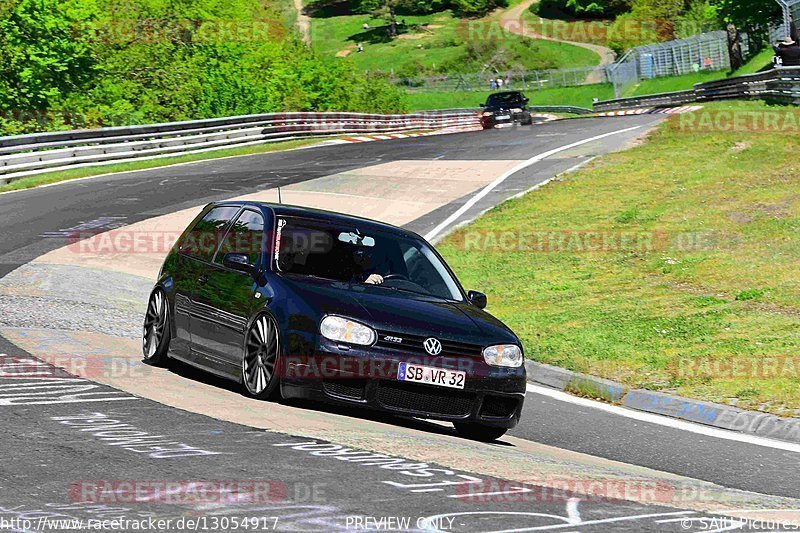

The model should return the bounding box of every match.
[594,67,800,112]
[0,110,482,184]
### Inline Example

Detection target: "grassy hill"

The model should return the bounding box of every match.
[306,6,601,77]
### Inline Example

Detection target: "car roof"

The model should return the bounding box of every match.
[489,91,523,96]
[211,201,420,239]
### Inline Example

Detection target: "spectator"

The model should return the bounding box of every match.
[496,77,504,89]
[363,22,369,31]
[490,78,496,90]
[774,35,800,66]
[357,43,364,53]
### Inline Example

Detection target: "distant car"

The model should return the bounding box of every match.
[480,91,534,129]
[143,202,526,441]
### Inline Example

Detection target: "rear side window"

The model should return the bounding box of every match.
[180,206,240,261]
[214,210,265,267]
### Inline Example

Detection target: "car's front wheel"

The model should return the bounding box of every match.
[453,421,507,442]
[243,314,281,400]
[142,288,170,365]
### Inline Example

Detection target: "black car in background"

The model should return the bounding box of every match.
[143,202,526,441]
[480,91,534,129]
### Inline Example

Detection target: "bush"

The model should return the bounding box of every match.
[533,0,628,19]
[0,0,406,136]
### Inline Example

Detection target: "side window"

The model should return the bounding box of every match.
[180,206,240,262]
[215,210,265,267]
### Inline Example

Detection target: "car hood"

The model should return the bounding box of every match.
[280,276,518,344]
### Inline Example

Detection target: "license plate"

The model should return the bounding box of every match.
[496,115,510,120]
[397,363,466,389]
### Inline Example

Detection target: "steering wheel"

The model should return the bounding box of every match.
[382,273,409,282]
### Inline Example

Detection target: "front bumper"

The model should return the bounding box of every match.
[280,342,526,429]
[480,111,526,128]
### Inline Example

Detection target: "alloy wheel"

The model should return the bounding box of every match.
[243,315,279,396]
[143,290,167,361]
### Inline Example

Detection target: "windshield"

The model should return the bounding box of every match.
[486,93,523,106]
[274,218,464,301]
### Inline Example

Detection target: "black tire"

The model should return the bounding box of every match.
[453,422,507,442]
[142,288,171,365]
[242,313,282,400]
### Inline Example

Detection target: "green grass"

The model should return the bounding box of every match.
[439,100,800,415]
[308,9,600,76]
[628,71,727,96]
[406,83,614,110]
[731,48,775,76]
[0,139,321,193]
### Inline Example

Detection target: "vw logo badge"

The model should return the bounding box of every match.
[423,338,442,356]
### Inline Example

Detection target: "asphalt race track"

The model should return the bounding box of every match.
[0,116,798,532]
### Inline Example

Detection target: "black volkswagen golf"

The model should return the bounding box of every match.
[480,91,534,129]
[143,202,526,441]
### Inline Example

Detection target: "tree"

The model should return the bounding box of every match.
[711,0,781,35]
[0,0,100,112]
[675,0,722,38]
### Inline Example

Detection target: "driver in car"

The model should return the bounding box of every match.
[352,249,388,285]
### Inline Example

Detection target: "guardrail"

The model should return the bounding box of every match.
[527,105,594,115]
[594,67,800,112]
[0,110,482,184]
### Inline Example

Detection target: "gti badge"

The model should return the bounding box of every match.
[424,338,442,356]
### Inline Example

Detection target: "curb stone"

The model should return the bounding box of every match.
[524,360,800,445]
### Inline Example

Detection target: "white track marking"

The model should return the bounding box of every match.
[424,125,642,241]
[566,498,582,524]
[526,383,800,454]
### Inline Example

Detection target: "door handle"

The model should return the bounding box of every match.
[198,274,209,285]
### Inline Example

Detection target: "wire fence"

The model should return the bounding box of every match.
[608,30,751,97]
[392,30,752,99]
[393,66,609,94]
[770,1,800,42]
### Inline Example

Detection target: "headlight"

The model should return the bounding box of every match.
[320,316,376,346]
[483,344,523,368]
[481,111,493,117]
[511,108,523,113]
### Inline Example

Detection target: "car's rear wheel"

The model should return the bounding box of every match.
[142,289,170,365]
[243,314,281,400]
[453,421,507,442]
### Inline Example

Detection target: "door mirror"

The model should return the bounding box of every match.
[468,290,487,309]
[523,97,529,104]
[222,253,255,274]
[479,102,486,107]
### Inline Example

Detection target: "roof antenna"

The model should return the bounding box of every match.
[277,186,282,204]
